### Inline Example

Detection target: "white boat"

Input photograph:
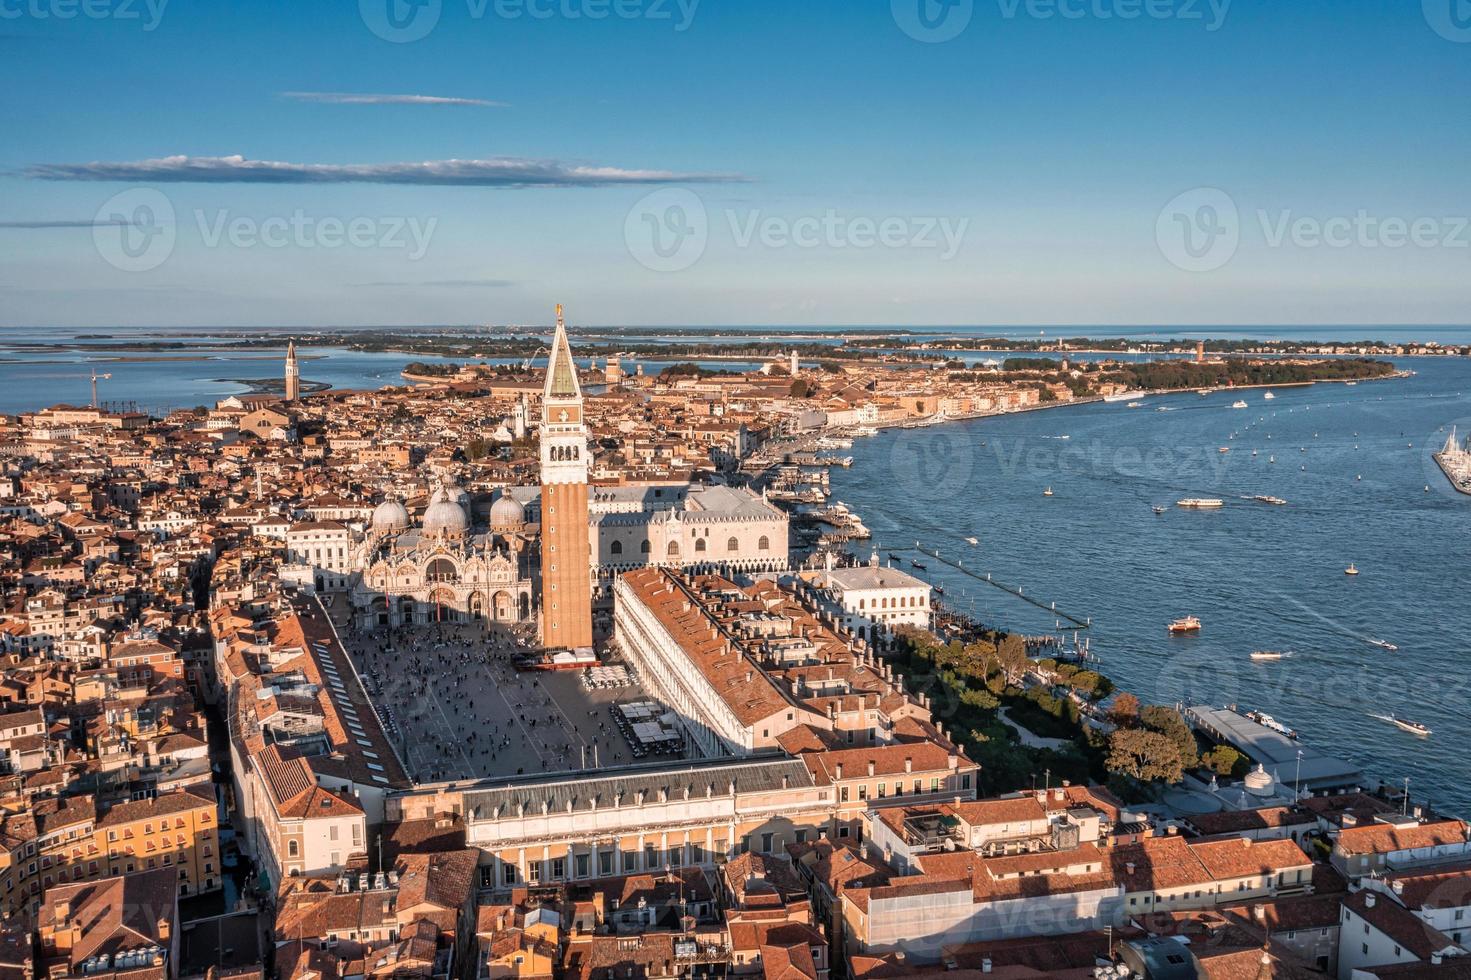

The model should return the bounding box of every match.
[1250,650,1292,661]
[1385,714,1431,736]
[1043,487,1055,497]
[1345,564,1359,576]
[965,536,979,546]
[1231,400,1249,409]
[1177,498,1225,509]
[1264,392,1276,400]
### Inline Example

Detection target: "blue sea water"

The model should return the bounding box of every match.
[829,357,1471,815]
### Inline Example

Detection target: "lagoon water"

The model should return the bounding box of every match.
[830,357,1471,815]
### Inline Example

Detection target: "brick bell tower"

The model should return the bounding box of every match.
[538,305,593,651]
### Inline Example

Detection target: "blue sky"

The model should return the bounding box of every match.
[2,0,1469,328]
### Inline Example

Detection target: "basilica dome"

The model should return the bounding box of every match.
[422,497,469,537]
[489,493,526,529]
[370,498,410,532]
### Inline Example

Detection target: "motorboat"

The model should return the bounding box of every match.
[1387,715,1431,736]
[1168,616,1202,634]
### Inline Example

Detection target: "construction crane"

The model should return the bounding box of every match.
[60,367,113,408]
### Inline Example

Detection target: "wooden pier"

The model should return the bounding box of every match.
[907,543,1091,630]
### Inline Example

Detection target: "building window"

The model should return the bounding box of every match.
[727,537,739,552]
[758,536,770,551]
[611,540,623,555]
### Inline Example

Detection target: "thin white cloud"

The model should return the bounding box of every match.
[357,279,518,288]
[280,92,507,108]
[0,219,129,229]
[23,154,748,188]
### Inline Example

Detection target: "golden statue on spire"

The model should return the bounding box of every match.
[555,303,564,329]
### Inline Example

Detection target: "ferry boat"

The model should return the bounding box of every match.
[1253,495,1288,506]
[1387,715,1431,736]
[1167,615,1202,634]
[1250,650,1292,661]
[852,426,879,438]
[1177,498,1225,509]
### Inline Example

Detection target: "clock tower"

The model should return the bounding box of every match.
[538,305,593,651]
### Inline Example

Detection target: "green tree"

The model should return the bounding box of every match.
[1106,728,1188,784]
[1202,745,1247,777]
[1139,705,1199,769]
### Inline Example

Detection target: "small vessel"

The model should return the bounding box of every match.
[1388,715,1431,736]
[1043,487,1055,497]
[1369,639,1399,652]
[933,584,945,596]
[1167,615,1202,634]
[1253,495,1287,506]
[1127,401,1144,408]
[887,552,902,563]
[1250,650,1292,661]
[910,560,927,570]
[1153,506,1167,515]
[1246,710,1299,739]
[1219,447,1231,454]
[1231,400,1249,409]
[1345,564,1359,576]
[1177,498,1225,509]
[965,536,979,546]
[1264,392,1276,400]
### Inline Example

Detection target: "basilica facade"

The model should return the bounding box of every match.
[348,484,536,630]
